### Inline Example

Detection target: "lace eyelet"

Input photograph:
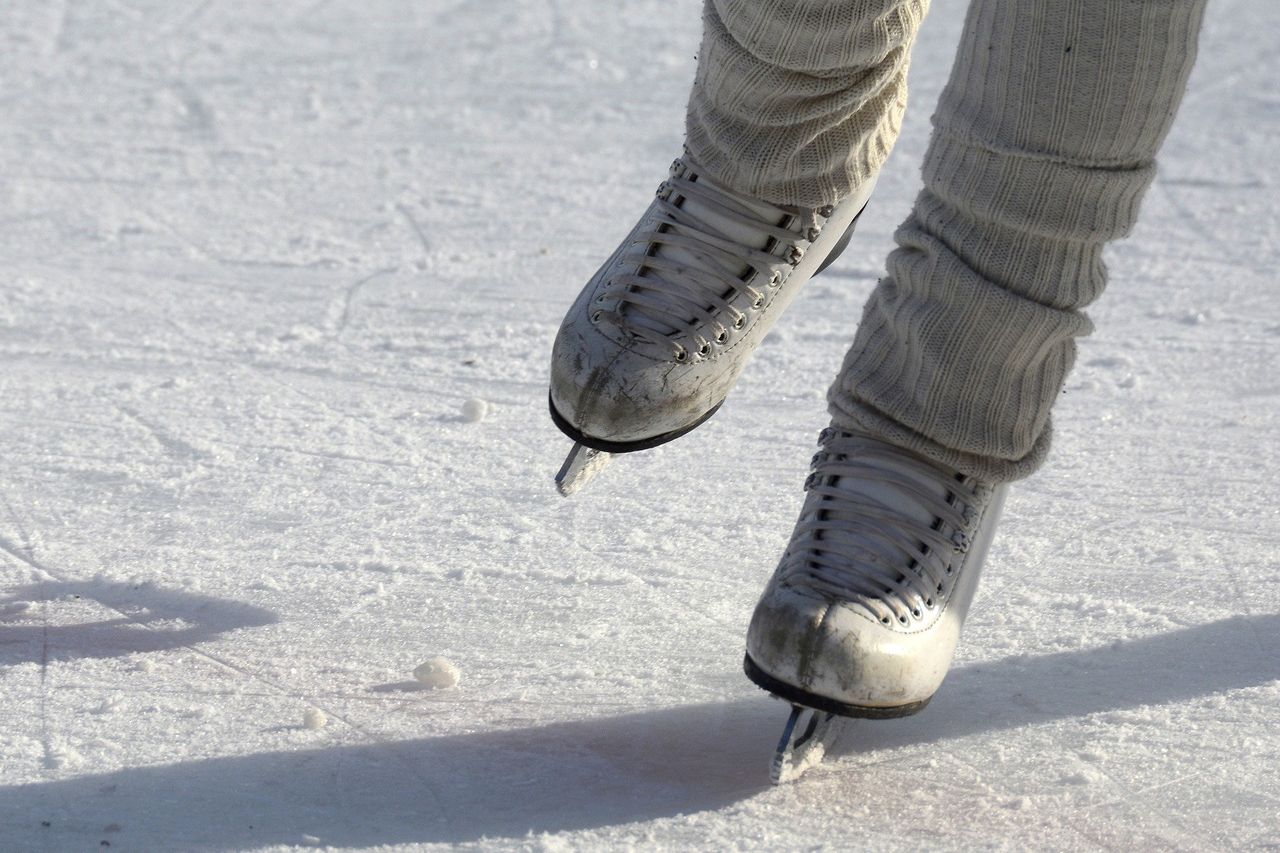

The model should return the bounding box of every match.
[591,311,602,323]
[733,316,745,330]
[898,616,909,625]
[881,616,892,625]
[715,330,728,344]
[697,343,710,357]
[673,348,687,362]
[818,205,835,218]
[912,608,922,619]
[925,598,935,609]
[751,296,764,310]
[769,271,782,287]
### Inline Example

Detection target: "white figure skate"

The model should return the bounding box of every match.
[745,427,1008,782]
[549,155,875,495]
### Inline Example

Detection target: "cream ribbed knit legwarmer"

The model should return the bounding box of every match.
[826,0,1207,481]
[686,0,929,207]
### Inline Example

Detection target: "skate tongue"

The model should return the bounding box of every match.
[623,170,792,338]
[678,170,785,259]
[837,474,943,528]
[818,437,956,566]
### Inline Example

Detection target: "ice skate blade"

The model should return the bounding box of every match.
[744,654,932,719]
[771,704,837,785]
[555,442,612,497]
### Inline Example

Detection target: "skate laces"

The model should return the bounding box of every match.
[596,158,827,360]
[781,429,986,627]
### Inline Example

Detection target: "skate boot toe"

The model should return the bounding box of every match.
[549,324,724,449]
[746,582,956,715]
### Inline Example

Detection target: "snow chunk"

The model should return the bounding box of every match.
[413,656,460,689]
[460,398,489,423]
[303,708,327,730]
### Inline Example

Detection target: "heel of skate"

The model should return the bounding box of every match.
[813,199,868,277]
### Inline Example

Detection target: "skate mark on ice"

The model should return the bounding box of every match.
[295,0,336,18]
[116,405,210,462]
[561,533,741,636]
[44,0,72,57]
[546,0,572,51]
[396,204,432,259]
[370,680,440,694]
[34,569,53,772]
[0,533,44,575]
[112,193,222,262]
[0,211,56,231]
[145,0,216,45]
[0,518,59,773]
[1089,767,1207,812]
[213,440,415,471]
[325,267,394,338]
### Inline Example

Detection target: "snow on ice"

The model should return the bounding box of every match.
[414,657,462,690]
[461,398,490,423]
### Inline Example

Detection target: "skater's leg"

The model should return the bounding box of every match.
[828,0,1208,482]
[745,0,1208,719]
[549,0,933,472]
[687,0,930,207]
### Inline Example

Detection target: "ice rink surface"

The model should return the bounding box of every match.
[1,1,1277,850]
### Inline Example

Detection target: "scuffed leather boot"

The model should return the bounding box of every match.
[550,155,874,452]
[746,427,1007,717]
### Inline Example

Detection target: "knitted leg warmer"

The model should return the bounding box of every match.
[685,0,929,207]
[829,0,1207,481]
